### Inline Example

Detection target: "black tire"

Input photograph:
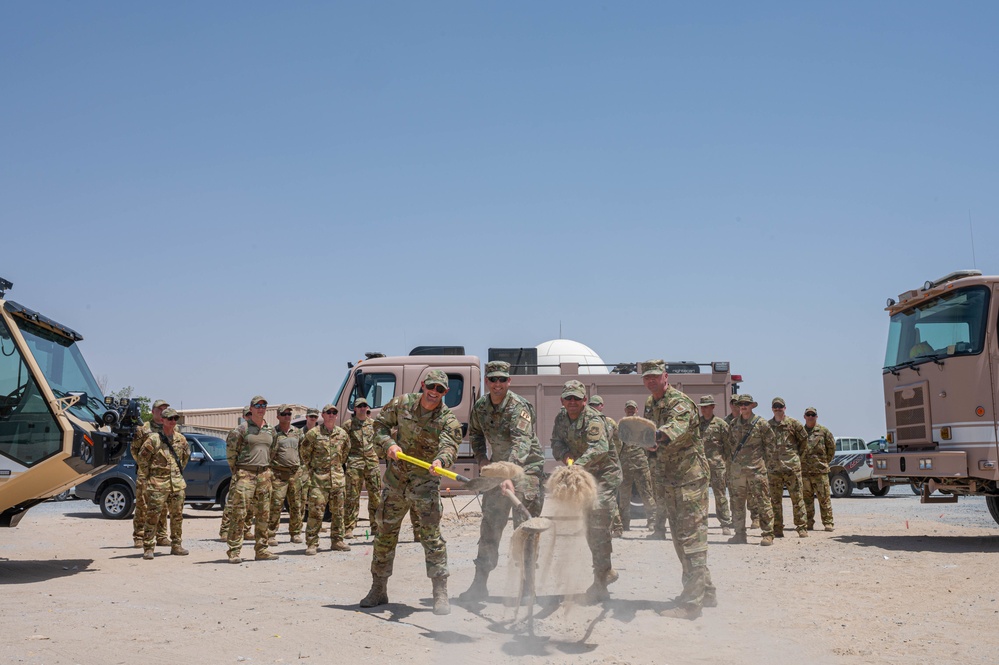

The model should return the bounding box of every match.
[830,472,853,498]
[910,479,935,496]
[217,481,230,510]
[986,496,999,526]
[869,484,891,497]
[98,483,134,519]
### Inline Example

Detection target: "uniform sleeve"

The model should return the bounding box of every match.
[373,397,401,455]
[130,424,148,460]
[509,401,540,466]
[226,427,243,469]
[137,436,155,479]
[433,414,462,468]
[658,396,696,443]
[550,415,568,463]
[467,401,488,463]
[336,429,350,465]
[791,420,808,457]
[722,421,735,460]
[760,420,777,468]
[576,414,611,468]
[178,436,191,470]
[300,429,315,468]
[823,429,836,463]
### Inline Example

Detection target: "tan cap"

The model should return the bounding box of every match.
[772,397,786,408]
[561,380,586,399]
[243,407,253,417]
[161,407,179,419]
[804,407,818,416]
[250,395,267,406]
[276,404,293,415]
[699,395,715,407]
[485,360,511,378]
[730,394,739,404]
[353,397,370,409]
[625,400,638,409]
[152,399,170,409]
[322,403,338,414]
[641,359,666,376]
[306,407,320,417]
[588,395,604,406]
[737,394,758,407]
[424,369,449,389]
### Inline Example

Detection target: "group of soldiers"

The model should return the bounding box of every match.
[129,359,838,623]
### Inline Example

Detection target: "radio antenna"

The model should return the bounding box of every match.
[969,210,978,269]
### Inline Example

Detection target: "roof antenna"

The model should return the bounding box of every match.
[969,210,978,269]
[559,320,562,339]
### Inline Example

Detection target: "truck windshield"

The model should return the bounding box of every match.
[16,319,109,422]
[884,285,991,370]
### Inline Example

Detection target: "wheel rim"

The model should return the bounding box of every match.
[105,490,126,516]
[832,477,847,495]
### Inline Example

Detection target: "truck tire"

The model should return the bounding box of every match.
[98,483,134,519]
[830,472,853,498]
[217,481,230,510]
[987,496,999,526]
[869,484,891,497]
[910,479,935,496]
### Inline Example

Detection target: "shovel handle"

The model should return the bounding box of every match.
[502,487,533,522]
[396,451,462,481]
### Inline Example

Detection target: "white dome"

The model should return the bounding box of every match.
[535,339,609,375]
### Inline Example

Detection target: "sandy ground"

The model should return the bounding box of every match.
[2,487,998,665]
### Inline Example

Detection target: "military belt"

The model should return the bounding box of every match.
[237,464,269,472]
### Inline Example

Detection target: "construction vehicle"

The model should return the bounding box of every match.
[329,343,741,490]
[0,277,130,527]
[873,269,999,524]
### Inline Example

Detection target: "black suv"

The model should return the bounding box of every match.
[75,432,232,519]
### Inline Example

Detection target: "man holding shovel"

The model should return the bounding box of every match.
[360,369,463,615]
[459,360,545,602]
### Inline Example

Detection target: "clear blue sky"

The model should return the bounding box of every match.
[3,3,996,439]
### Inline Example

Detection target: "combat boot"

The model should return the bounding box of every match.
[255,551,280,561]
[760,535,774,546]
[721,527,733,536]
[584,570,611,604]
[824,525,835,532]
[133,538,143,548]
[360,575,389,608]
[171,544,189,556]
[646,530,667,541]
[727,531,747,544]
[267,537,278,547]
[659,605,702,620]
[142,549,154,560]
[228,555,242,564]
[797,528,809,538]
[458,567,490,602]
[305,545,318,556]
[156,537,171,547]
[331,539,351,552]
[431,576,450,615]
[750,518,760,529]
[413,531,421,543]
[291,534,304,544]
[774,528,785,538]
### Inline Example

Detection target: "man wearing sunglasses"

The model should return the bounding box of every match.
[360,369,462,616]
[301,404,351,555]
[726,394,776,547]
[131,398,170,549]
[344,398,382,539]
[697,396,733,536]
[459,360,544,602]
[303,407,320,433]
[220,406,255,541]
[137,408,191,560]
[225,396,280,563]
[551,380,622,604]
[266,405,306,546]
[767,397,809,538]
[800,407,836,532]
[641,359,715,620]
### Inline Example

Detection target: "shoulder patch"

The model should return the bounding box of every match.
[586,421,603,442]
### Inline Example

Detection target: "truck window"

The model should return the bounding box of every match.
[884,285,990,369]
[443,374,463,409]
[0,318,62,467]
[352,373,397,410]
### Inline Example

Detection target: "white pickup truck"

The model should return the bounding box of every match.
[829,437,888,498]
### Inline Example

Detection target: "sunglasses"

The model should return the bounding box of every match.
[279,411,292,417]
[166,416,180,421]
[324,409,338,415]
[772,406,785,410]
[563,396,583,402]
[425,384,447,394]
[487,377,509,383]
[251,402,267,409]
[804,412,817,417]
[355,405,369,410]
[307,414,319,418]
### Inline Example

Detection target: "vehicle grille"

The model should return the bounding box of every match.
[894,382,930,447]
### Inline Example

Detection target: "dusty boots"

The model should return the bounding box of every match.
[458,567,489,602]
[360,575,389,608]
[431,576,450,615]
[584,569,615,604]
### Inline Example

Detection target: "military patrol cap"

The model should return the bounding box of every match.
[736,394,758,406]
[276,404,293,415]
[625,400,638,409]
[485,360,511,378]
[353,397,370,409]
[250,395,267,406]
[152,399,170,409]
[424,369,449,389]
[772,397,786,408]
[322,403,338,414]
[804,407,818,416]
[699,395,716,407]
[561,380,586,399]
[243,407,253,417]
[306,407,320,417]
[161,407,179,419]
[641,359,666,376]
[730,394,739,404]
[588,395,604,406]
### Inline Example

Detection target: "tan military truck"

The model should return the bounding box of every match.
[0,277,130,527]
[873,269,999,523]
[328,345,741,490]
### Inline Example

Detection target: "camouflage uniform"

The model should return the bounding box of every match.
[343,414,382,536]
[603,413,626,535]
[467,386,544,575]
[767,412,808,535]
[267,423,305,542]
[725,406,776,540]
[618,432,657,531]
[551,401,622,582]
[370,392,462,580]
[645,378,716,612]
[726,403,758,526]
[801,419,836,529]
[137,427,190,553]
[131,420,167,544]
[225,420,277,559]
[699,414,732,530]
[301,422,351,549]
[220,408,255,540]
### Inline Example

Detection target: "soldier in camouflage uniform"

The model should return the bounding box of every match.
[224,395,279,563]
[642,360,716,620]
[266,405,305,545]
[220,406,254,540]
[697,396,733,535]
[343,398,382,538]
[459,361,545,602]
[137,408,190,560]
[618,400,657,531]
[359,369,462,616]
[301,404,351,554]
[725,394,776,545]
[132,399,170,548]
[800,407,835,531]
[588,395,625,537]
[551,380,622,604]
[725,395,760,529]
[768,397,809,538]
